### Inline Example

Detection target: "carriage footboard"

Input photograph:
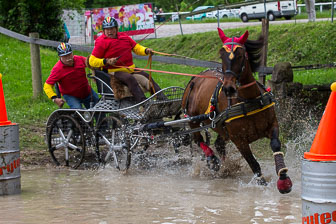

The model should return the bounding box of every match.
[117,86,185,121]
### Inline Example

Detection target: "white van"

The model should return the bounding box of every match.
[239,1,297,22]
[208,9,239,19]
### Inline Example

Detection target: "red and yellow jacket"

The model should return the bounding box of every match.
[89,32,148,73]
[44,56,91,99]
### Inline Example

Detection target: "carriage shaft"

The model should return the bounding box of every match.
[140,113,211,132]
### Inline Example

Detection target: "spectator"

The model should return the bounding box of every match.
[158,8,166,22]
[63,22,70,43]
[154,6,159,14]
[153,6,159,22]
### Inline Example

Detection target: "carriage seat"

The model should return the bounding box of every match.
[93,70,113,95]
[86,55,150,100]
[93,70,150,100]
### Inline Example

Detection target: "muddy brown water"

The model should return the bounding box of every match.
[0,145,302,224]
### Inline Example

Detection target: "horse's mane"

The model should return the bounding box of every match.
[244,35,264,72]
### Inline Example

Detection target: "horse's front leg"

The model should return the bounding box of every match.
[270,127,292,194]
[191,124,220,171]
[235,142,267,185]
[212,127,230,164]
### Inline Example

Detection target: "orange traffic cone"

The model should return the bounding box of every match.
[0,73,12,126]
[304,82,336,161]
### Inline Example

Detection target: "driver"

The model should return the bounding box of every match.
[44,42,99,109]
[89,16,165,103]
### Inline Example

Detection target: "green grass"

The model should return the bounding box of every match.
[144,22,336,66]
[144,21,336,85]
[0,35,204,125]
[1,21,335,125]
[294,69,336,84]
[0,21,335,153]
[295,11,334,19]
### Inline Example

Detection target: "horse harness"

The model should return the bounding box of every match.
[182,37,276,127]
[183,74,275,129]
[206,39,275,125]
[207,74,275,119]
[182,38,275,127]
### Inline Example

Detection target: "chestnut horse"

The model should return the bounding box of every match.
[181,28,292,194]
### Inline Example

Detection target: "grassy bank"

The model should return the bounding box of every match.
[1,21,335,124]
[0,21,335,155]
[143,21,336,84]
[144,21,336,66]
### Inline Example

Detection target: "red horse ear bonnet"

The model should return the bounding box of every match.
[217,28,249,49]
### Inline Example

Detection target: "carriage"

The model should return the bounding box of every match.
[45,70,200,171]
[45,29,292,194]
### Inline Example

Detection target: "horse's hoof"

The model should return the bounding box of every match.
[277,173,292,194]
[256,175,268,186]
[206,155,220,172]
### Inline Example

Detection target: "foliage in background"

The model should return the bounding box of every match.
[0,0,85,41]
[82,0,336,12]
[61,0,85,11]
[84,0,243,11]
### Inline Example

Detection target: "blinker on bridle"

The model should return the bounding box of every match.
[222,37,246,84]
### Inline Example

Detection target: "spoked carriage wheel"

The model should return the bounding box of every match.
[47,115,85,169]
[96,116,131,171]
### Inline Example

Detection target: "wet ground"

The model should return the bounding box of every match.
[1,144,303,224]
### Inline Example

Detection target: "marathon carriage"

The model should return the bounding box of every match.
[45,70,210,170]
[46,29,292,194]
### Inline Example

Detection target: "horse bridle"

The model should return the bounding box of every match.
[222,38,247,86]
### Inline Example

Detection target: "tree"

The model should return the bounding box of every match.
[61,0,85,11]
[84,0,243,12]
[0,0,85,40]
[85,0,146,8]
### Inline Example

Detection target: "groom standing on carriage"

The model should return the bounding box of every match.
[88,16,165,103]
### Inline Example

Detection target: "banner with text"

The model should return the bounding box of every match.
[85,3,154,40]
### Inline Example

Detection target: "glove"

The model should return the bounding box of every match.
[145,48,154,55]
[53,98,65,108]
[106,57,118,66]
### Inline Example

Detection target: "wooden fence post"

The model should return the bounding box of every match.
[259,19,269,85]
[29,32,42,98]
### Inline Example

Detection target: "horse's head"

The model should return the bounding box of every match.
[217,28,249,97]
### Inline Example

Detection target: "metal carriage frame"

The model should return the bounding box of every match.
[45,71,208,170]
[45,70,274,171]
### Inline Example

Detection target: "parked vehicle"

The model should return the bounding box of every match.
[239,1,297,22]
[171,12,190,22]
[186,6,215,20]
[171,14,178,22]
[208,9,239,18]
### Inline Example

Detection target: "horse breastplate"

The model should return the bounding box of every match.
[205,82,276,124]
[220,92,275,123]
